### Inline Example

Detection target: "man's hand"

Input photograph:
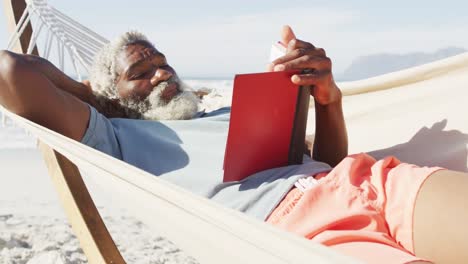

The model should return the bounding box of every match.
[81,80,92,93]
[266,26,348,166]
[268,25,341,106]
[81,79,138,119]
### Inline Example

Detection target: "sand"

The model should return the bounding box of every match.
[0,149,198,264]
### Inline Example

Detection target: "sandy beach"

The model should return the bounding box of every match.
[0,148,197,264]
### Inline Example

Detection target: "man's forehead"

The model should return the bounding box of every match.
[124,41,157,55]
[116,42,162,69]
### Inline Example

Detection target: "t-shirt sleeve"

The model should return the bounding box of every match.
[80,105,122,159]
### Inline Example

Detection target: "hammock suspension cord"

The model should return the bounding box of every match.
[3,0,110,126]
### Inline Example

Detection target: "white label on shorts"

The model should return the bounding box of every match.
[294,176,319,193]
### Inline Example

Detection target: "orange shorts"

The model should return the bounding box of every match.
[267,153,443,264]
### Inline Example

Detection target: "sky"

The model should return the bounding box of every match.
[0,0,467,78]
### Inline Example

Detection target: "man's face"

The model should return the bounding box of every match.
[114,41,198,120]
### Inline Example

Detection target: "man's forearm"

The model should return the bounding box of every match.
[22,54,92,102]
[21,53,131,118]
[312,98,348,167]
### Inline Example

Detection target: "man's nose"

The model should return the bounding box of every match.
[150,68,173,87]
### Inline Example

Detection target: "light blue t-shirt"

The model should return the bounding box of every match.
[81,106,332,220]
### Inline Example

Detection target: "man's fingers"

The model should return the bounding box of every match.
[274,55,332,72]
[272,49,308,67]
[281,25,296,46]
[291,70,330,86]
[266,63,274,72]
[82,80,91,87]
[286,38,315,53]
[272,48,326,67]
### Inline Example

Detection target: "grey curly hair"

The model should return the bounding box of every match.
[89,31,151,99]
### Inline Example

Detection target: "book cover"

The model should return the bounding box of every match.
[223,71,310,182]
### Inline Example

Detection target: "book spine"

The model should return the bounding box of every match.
[288,85,311,165]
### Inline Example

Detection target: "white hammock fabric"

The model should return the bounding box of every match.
[1,110,357,264]
[2,0,468,263]
[338,53,468,171]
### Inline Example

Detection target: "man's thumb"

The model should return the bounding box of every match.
[281,25,296,46]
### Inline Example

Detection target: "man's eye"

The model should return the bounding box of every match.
[131,71,150,80]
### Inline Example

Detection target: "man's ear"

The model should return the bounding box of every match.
[281,25,297,46]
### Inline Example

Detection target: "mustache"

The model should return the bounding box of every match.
[154,77,181,91]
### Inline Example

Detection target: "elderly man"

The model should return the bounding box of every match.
[0,26,346,161]
[0,26,467,264]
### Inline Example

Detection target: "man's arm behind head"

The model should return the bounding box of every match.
[0,50,90,141]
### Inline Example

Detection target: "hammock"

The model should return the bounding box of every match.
[2,0,468,263]
[3,1,357,263]
[338,53,468,171]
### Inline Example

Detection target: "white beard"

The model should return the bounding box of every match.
[121,81,200,121]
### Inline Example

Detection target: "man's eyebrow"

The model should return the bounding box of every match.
[124,59,146,77]
[124,53,166,77]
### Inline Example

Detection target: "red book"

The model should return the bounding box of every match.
[223,71,310,182]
